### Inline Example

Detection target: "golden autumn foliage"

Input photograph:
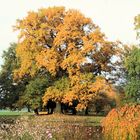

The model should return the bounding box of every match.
[65,75,118,110]
[14,6,118,78]
[14,7,120,110]
[102,104,140,140]
[43,73,119,111]
[43,77,70,105]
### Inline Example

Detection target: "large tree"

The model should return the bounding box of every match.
[14,7,119,111]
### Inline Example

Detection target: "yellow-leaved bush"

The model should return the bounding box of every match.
[102,104,140,140]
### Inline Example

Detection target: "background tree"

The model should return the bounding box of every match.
[123,14,140,104]
[0,43,27,109]
[124,47,140,103]
[14,7,120,111]
[134,14,140,41]
[17,76,51,111]
[0,43,51,111]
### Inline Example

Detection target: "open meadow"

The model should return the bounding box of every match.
[0,111,103,140]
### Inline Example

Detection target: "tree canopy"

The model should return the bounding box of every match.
[13,7,120,111]
[14,7,118,78]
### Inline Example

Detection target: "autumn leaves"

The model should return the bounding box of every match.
[14,7,119,111]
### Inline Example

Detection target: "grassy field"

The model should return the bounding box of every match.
[0,112,104,139]
[0,110,104,126]
[40,114,104,126]
[0,110,33,116]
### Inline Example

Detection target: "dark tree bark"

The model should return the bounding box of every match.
[34,108,39,115]
[54,102,61,114]
[85,107,89,115]
[27,106,31,112]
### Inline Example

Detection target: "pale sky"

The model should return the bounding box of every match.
[0,0,140,65]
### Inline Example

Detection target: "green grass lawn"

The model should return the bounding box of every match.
[0,110,33,116]
[0,113,104,128]
[0,110,104,126]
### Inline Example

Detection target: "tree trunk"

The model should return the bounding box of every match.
[71,108,77,115]
[54,102,61,114]
[34,108,39,115]
[85,107,89,115]
[27,106,31,112]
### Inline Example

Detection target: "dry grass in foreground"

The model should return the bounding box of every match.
[0,114,104,140]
